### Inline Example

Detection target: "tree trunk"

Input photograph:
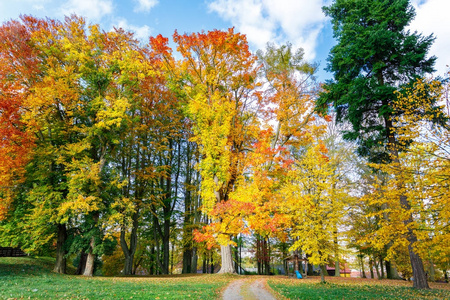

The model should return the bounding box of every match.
[182,248,193,274]
[379,256,385,279]
[385,260,392,279]
[334,223,340,277]
[202,252,207,273]
[369,259,374,279]
[76,251,88,275]
[218,244,236,274]
[407,239,429,288]
[149,246,155,275]
[170,241,175,274]
[361,258,366,278]
[391,263,401,280]
[120,210,139,275]
[373,255,380,279]
[83,236,96,277]
[192,247,198,273]
[428,259,435,282]
[320,264,326,283]
[335,259,340,277]
[265,238,270,275]
[234,244,239,274]
[53,224,67,274]
[321,264,329,277]
[256,236,261,275]
[162,216,170,274]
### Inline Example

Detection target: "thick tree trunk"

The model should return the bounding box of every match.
[120,210,139,275]
[218,244,236,274]
[385,260,392,279]
[182,248,193,274]
[400,194,429,288]
[391,263,401,280]
[76,251,88,275]
[53,224,67,274]
[123,254,133,275]
[83,236,96,277]
[407,237,429,288]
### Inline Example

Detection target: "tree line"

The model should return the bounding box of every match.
[0,0,448,289]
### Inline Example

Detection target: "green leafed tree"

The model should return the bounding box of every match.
[317,0,436,289]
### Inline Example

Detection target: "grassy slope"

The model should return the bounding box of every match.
[0,257,235,300]
[268,276,450,300]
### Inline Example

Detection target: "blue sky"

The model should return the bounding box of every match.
[1,0,448,82]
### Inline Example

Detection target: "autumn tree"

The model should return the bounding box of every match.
[318,0,436,289]
[0,17,38,221]
[282,141,344,283]
[151,29,261,273]
[391,77,450,280]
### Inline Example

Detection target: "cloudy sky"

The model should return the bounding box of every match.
[0,0,448,81]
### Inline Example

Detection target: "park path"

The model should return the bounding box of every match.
[222,278,277,300]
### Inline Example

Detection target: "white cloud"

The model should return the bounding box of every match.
[114,18,151,41]
[208,0,328,60]
[409,0,450,77]
[133,0,158,13]
[60,0,113,21]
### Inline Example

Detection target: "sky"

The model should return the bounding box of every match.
[0,0,449,82]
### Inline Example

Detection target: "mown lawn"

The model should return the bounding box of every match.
[268,276,450,300]
[0,257,235,299]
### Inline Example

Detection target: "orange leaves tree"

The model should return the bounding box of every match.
[0,15,162,276]
[0,17,39,221]
[152,29,261,273]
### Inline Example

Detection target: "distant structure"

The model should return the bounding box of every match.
[0,247,27,257]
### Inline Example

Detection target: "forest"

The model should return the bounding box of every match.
[0,0,448,291]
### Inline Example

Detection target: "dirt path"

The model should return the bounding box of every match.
[222,278,277,300]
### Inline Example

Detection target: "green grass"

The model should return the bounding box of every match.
[268,277,450,300]
[0,257,235,299]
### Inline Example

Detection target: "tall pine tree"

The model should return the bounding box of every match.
[317,0,435,289]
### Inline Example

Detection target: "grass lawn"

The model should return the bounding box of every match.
[268,276,450,300]
[0,257,235,299]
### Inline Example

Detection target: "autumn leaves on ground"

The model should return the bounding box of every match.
[2,257,449,300]
[1,0,450,299]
